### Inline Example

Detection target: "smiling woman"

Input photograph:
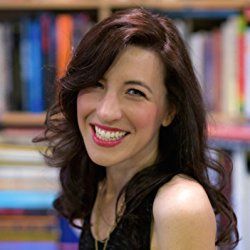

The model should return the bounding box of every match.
[34,8,239,250]
[77,46,169,169]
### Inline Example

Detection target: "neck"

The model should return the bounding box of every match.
[104,167,137,199]
[103,149,158,199]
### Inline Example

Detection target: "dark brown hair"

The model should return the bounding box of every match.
[34,8,239,248]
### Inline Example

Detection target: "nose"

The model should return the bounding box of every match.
[96,92,123,123]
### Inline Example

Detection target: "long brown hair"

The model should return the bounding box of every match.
[34,8,239,248]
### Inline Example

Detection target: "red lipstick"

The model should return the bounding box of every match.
[92,123,126,132]
[90,124,127,147]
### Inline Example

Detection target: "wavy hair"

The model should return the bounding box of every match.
[34,8,239,248]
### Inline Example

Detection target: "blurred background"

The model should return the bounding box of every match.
[0,0,250,249]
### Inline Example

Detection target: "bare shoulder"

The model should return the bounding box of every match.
[152,174,216,250]
[153,174,215,216]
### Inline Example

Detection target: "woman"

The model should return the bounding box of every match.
[35,8,239,249]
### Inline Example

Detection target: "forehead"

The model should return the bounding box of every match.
[103,46,165,86]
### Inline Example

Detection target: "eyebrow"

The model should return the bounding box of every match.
[101,77,153,94]
[124,80,153,94]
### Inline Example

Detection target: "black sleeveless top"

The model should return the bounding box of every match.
[79,169,180,250]
[78,188,158,250]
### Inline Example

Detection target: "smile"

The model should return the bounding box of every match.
[91,124,129,147]
[95,126,127,141]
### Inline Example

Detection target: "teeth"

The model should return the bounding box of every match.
[95,126,126,141]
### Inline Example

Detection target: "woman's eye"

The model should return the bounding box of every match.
[94,82,104,88]
[127,88,146,97]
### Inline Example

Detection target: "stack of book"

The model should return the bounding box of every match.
[0,127,60,241]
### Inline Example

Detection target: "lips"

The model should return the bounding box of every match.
[91,124,129,147]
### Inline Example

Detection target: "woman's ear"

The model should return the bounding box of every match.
[162,107,176,127]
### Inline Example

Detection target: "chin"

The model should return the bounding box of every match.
[88,153,118,167]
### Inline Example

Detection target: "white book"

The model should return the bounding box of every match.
[174,19,190,41]
[189,31,207,90]
[221,16,239,116]
[0,146,45,163]
[0,165,58,179]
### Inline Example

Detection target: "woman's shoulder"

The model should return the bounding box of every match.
[153,174,214,216]
[152,174,216,249]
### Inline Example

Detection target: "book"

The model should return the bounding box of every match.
[55,14,73,79]
[0,23,12,115]
[0,190,57,209]
[29,18,44,112]
[189,31,207,90]
[212,28,222,113]
[0,242,78,250]
[244,27,250,118]
[221,16,239,116]
[0,143,45,163]
[203,33,215,111]
[72,13,93,50]
[10,21,23,111]
[40,13,56,110]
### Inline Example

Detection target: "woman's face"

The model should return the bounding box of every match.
[77,46,171,170]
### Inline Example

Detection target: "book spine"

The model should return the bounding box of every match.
[55,14,73,79]
[221,16,239,116]
[0,23,12,114]
[244,28,250,117]
[28,18,44,112]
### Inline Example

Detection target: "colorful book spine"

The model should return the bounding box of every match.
[55,14,73,79]
[0,23,12,115]
[244,27,250,118]
[1,12,93,113]
[237,16,247,113]
[40,13,56,109]
[29,18,44,112]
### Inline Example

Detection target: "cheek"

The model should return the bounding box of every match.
[129,105,160,130]
[77,93,96,119]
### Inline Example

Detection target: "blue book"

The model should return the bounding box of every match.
[0,242,58,250]
[0,190,57,209]
[0,242,78,250]
[20,17,44,112]
[19,17,30,111]
[29,18,44,112]
[59,216,79,243]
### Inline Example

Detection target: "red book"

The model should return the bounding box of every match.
[212,28,222,113]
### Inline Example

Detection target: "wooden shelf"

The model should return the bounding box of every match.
[0,0,248,20]
[0,0,248,10]
[0,0,100,10]
[1,112,250,142]
[145,0,249,10]
[0,112,45,127]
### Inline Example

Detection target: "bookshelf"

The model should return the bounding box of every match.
[0,112,45,127]
[0,0,248,10]
[0,0,249,20]
[0,0,250,136]
[1,112,250,149]
[0,1,250,248]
